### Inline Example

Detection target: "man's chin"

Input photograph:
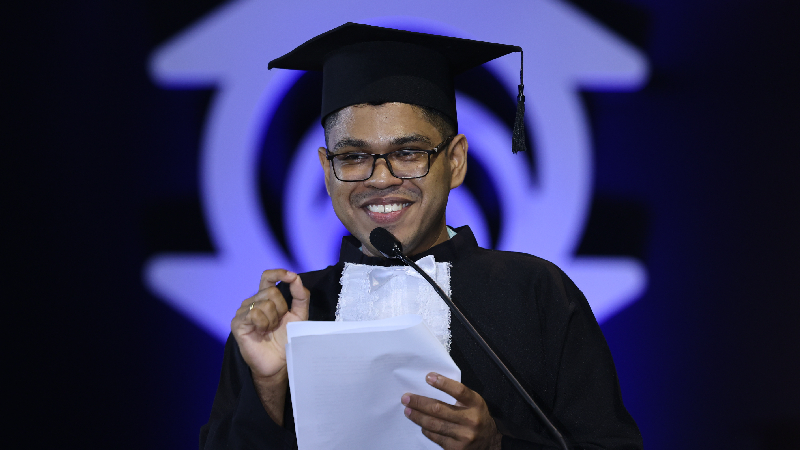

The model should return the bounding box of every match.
[356,226,408,256]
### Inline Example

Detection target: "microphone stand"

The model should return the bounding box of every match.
[370,228,569,450]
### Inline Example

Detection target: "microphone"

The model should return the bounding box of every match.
[369,226,404,259]
[369,227,569,450]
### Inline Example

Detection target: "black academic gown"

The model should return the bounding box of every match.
[200,226,643,449]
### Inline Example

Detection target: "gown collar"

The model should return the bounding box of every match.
[337,225,479,266]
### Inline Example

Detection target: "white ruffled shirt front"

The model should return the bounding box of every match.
[336,255,453,352]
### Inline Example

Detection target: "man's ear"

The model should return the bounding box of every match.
[448,134,468,190]
[318,147,332,196]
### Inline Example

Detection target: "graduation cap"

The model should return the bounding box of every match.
[268,22,527,153]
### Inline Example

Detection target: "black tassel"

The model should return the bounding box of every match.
[512,84,527,154]
[512,50,527,154]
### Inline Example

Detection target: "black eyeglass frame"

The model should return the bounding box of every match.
[325,135,455,182]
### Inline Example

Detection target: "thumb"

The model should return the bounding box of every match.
[288,274,310,321]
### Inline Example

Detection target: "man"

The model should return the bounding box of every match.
[201,23,642,449]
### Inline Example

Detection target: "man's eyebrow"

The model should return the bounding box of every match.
[391,134,433,147]
[332,138,369,152]
[332,134,434,152]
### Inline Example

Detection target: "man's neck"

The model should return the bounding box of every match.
[359,226,457,257]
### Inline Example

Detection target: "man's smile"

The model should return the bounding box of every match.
[360,196,414,224]
[366,203,410,213]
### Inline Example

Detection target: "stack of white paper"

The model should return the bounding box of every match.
[286,314,461,450]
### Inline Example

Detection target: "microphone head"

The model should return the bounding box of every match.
[369,227,403,259]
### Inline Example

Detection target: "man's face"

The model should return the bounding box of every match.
[318,103,468,256]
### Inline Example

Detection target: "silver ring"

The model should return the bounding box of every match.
[249,302,256,311]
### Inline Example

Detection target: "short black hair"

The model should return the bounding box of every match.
[323,102,457,148]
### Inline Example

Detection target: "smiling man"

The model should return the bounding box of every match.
[200,23,642,450]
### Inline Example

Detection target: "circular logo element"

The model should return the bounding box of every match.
[145,1,649,341]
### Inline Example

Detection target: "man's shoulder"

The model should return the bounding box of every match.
[456,246,581,307]
[452,245,587,336]
[462,245,562,276]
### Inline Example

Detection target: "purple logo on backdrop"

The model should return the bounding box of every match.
[144,0,650,341]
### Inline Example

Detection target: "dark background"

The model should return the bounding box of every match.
[11,0,799,448]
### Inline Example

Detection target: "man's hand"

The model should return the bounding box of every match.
[231,270,310,424]
[402,373,502,450]
[232,269,310,377]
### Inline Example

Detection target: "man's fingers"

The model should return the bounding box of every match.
[288,275,310,321]
[403,389,495,446]
[246,304,279,332]
[402,393,461,425]
[233,299,279,333]
[403,397,476,442]
[238,285,285,310]
[258,269,298,291]
[426,373,478,406]
[254,269,308,321]
[232,269,311,338]
[403,401,457,439]
[233,286,288,333]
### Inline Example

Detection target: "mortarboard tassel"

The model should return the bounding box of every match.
[512,50,527,154]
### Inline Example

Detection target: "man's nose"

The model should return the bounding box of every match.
[365,157,403,188]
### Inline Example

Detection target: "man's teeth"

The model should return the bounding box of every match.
[367,203,408,213]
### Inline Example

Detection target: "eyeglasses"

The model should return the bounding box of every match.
[325,136,454,182]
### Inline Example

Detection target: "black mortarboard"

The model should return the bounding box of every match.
[268,22,528,153]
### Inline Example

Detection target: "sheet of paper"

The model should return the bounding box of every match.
[286,314,460,450]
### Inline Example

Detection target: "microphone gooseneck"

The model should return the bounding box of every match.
[368,226,569,450]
